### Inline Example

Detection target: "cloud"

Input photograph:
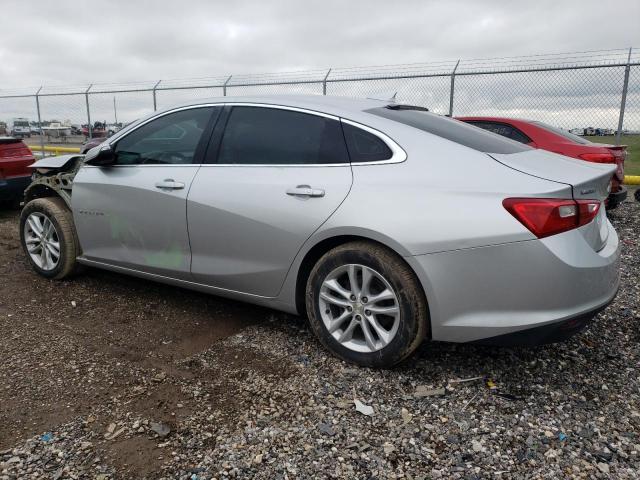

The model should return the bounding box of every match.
[0,0,638,129]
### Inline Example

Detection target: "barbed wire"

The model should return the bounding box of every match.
[0,48,636,97]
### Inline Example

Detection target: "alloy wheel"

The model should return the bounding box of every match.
[23,212,60,271]
[319,264,400,353]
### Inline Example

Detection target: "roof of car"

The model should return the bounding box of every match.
[161,94,393,119]
[0,136,24,144]
[105,95,404,145]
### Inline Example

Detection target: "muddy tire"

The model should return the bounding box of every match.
[306,241,429,368]
[20,197,82,280]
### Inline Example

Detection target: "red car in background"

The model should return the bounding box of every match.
[456,117,627,208]
[0,137,35,207]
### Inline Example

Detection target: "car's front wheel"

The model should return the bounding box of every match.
[306,241,429,368]
[20,197,82,279]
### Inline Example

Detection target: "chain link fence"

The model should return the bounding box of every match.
[0,48,638,152]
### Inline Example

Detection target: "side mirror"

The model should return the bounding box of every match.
[85,145,115,166]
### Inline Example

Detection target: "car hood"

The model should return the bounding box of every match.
[29,154,85,171]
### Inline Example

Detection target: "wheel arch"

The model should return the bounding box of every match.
[24,184,64,204]
[293,232,431,334]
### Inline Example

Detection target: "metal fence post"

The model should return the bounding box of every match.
[615,48,632,145]
[152,80,161,111]
[323,68,332,95]
[223,75,232,96]
[448,60,460,117]
[85,84,93,139]
[35,87,45,152]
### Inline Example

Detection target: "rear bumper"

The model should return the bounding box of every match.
[0,175,31,201]
[408,218,620,344]
[470,291,615,346]
[606,185,627,209]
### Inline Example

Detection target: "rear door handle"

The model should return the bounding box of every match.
[155,179,185,190]
[286,185,325,198]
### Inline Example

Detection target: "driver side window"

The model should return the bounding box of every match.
[113,107,216,165]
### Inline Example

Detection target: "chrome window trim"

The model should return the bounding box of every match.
[340,118,407,166]
[106,103,222,147]
[197,163,351,168]
[99,102,406,168]
[222,102,340,121]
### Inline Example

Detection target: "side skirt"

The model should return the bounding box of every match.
[76,257,298,314]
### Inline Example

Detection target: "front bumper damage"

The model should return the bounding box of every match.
[24,154,84,208]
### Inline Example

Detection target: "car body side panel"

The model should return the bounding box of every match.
[408,218,619,342]
[72,165,198,279]
[187,164,353,297]
[314,133,573,257]
[54,97,620,347]
[274,133,575,311]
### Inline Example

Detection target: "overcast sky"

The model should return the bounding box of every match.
[0,0,639,130]
[1,0,639,88]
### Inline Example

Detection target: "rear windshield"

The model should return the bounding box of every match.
[366,107,531,154]
[531,121,592,145]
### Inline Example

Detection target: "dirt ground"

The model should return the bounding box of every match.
[0,207,274,475]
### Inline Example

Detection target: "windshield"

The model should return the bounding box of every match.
[366,107,531,154]
[14,121,29,127]
[531,121,592,145]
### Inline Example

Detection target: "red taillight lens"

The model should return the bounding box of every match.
[579,151,625,181]
[578,153,615,163]
[503,198,600,239]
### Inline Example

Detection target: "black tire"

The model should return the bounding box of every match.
[635,188,640,203]
[19,197,82,280]
[306,241,429,368]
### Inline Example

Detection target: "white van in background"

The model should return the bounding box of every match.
[10,118,31,138]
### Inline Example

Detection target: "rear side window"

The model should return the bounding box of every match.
[367,107,531,154]
[531,121,592,145]
[342,123,392,162]
[465,121,531,144]
[217,107,349,165]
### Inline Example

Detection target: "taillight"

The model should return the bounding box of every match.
[578,152,615,163]
[503,198,600,239]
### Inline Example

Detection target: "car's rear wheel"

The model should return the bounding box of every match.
[306,241,429,368]
[20,197,82,279]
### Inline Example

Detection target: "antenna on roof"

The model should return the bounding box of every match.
[367,91,398,103]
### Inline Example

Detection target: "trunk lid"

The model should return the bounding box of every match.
[491,149,615,251]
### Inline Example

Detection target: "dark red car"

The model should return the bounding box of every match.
[0,137,35,206]
[457,117,627,208]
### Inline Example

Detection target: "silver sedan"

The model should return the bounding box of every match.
[20,96,620,367]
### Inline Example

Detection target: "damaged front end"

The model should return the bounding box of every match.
[25,154,85,208]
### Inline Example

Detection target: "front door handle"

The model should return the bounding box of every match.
[155,179,185,190]
[286,185,325,198]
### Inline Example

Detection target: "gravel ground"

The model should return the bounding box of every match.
[0,200,639,479]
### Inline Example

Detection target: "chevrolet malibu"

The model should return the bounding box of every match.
[19,96,620,368]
